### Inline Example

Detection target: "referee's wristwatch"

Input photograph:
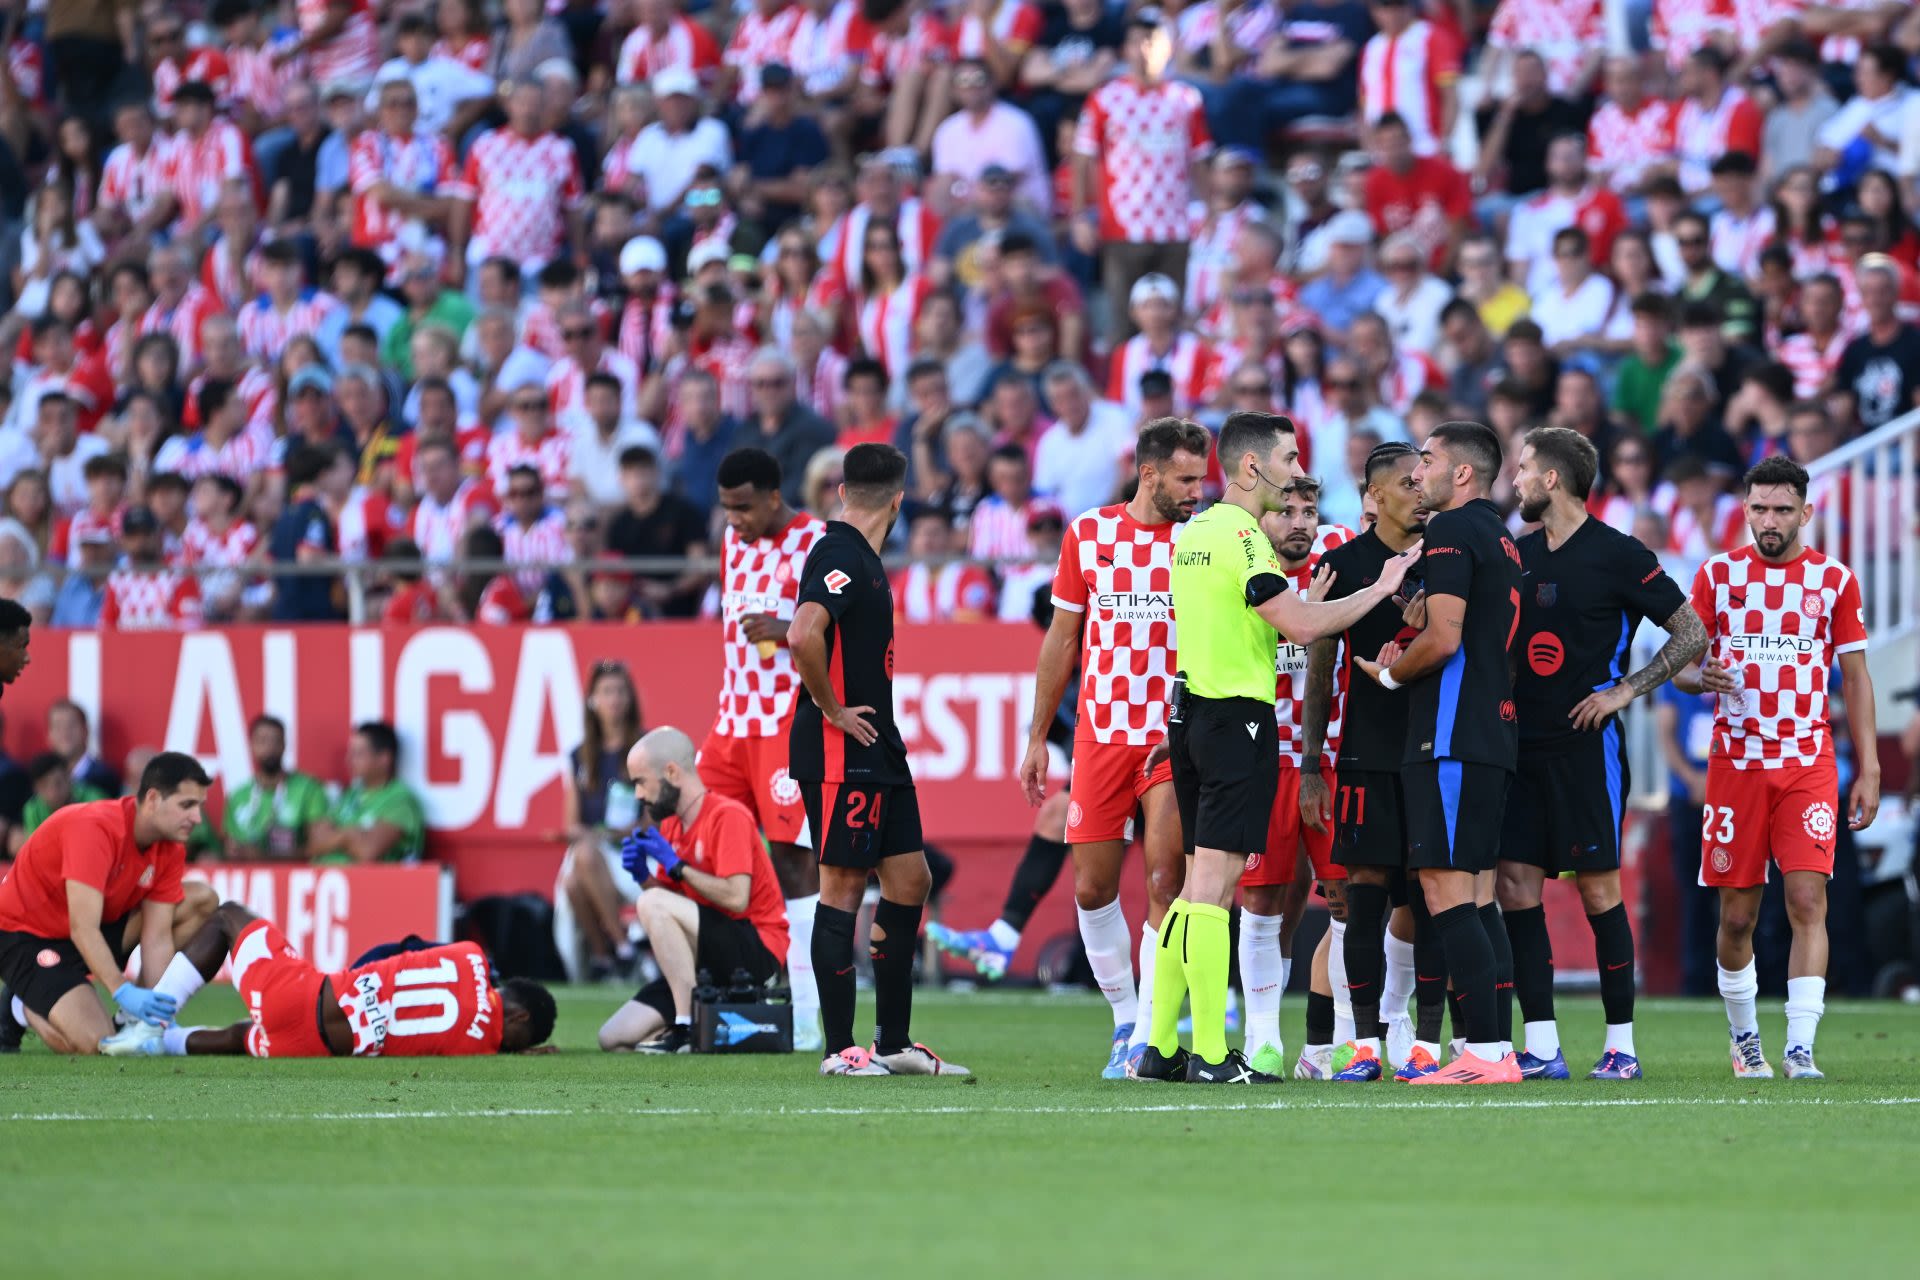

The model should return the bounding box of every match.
[666,861,686,882]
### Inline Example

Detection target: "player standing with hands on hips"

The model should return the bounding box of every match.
[787,443,969,1077]
[1675,456,1877,1081]
[1134,412,1420,1085]
[1354,421,1526,1086]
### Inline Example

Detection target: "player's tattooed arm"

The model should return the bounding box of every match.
[1628,603,1709,698]
[1299,638,1337,832]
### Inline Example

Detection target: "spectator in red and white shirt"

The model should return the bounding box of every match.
[721,0,805,108]
[955,0,1044,89]
[546,302,643,434]
[1587,55,1677,198]
[493,464,574,599]
[180,474,263,623]
[1485,0,1603,99]
[854,0,959,157]
[139,244,226,374]
[1071,11,1212,339]
[1776,275,1853,399]
[448,79,585,284]
[409,437,500,565]
[1651,0,1735,74]
[489,382,574,501]
[100,506,202,632]
[1358,0,1462,158]
[95,100,180,249]
[169,80,259,238]
[1672,46,1762,194]
[292,0,381,88]
[618,0,724,86]
[348,78,456,271]
[154,378,275,490]
[1106,272,1221,415]
[1506,132,1630,296]
[238,242,343,364]
[894,504,996,622]
[967,444,1046,562]
[1363,111,1473,273]
[850,220,935,383]
[219,0,307,138]
[821,154,944,288]
[1707,151,1777,281]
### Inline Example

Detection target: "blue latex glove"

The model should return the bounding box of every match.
[620,826,678,880]
[114,983,177,1027]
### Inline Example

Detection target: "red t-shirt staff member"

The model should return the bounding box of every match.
[0,753,217,1055]
[596,727,793,1054]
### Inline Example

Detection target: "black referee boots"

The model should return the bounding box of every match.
[1129,1043,1190,1081]
[1186,1048,1283,1084]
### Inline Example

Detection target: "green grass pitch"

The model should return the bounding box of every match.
[4,986,1917,1278]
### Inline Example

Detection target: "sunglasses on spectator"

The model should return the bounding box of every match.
[509,486,541,499]
[513,398,547,412]
[750,376,788,388]
[1676,236,1708,248]
[1326,378,1360,389]
[1232,381,1270,395]
[563,327,594,340]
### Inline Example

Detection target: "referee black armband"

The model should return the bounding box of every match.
[1245,573,1286,606]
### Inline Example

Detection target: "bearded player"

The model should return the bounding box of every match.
[1675,456,1876,1080]
[101,901,556,1057]
[701,448,829,1052]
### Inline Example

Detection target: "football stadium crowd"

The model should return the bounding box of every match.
[0,0,1912,630]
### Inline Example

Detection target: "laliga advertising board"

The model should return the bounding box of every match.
[2,624,1053,852]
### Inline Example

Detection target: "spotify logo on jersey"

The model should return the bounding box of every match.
[1528,632,1565,677]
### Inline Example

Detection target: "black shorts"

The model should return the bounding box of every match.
[1332,768,1410,870]
[0,914,135,1021]
[1171,695,1279,856]
[634,904,782,1022]
[802,781,924,870]
[1500,729,1631,876]
[1403,760,1512,874]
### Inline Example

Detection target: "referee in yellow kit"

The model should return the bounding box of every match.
[1134,412,1423,1084]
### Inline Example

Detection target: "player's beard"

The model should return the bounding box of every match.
[1149,482,1193,523]
[1517,491,1549,524]
[1754,529,1793,558]
[1281,536,1313,563]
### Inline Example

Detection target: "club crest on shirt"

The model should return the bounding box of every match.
[1710,847,1732,874]
[1802,801,1835,841]
[769,768,801,806]
[824,569,851,595]
[1535,582,1557,608]
[1800,592,1825,619]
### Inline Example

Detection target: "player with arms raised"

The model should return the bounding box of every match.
[1675,456,1876,1080]
[701,447,829,1051]
[102,901,556,1057]
[1497,428,1706,1081]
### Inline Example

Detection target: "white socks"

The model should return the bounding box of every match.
[1130,922,1157,1050]
[987,919,1021,951]
[1524,1019,1561,1060]
[1606,1023,1636,1056]
[1076,899,1138,1029]
[1382,932,1416,1025]
[1467,1040,1503,1062]
[161,1025,200,1056]
[1718,959,1760,1035]
[785,895,819,1025]
[1239,910,1283,1054]
[1328,919,1354,1044]
[1785,975,1825,1050]
[153,953,206,1010]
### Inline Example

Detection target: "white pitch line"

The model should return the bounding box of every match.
[8,1096,1920,1123]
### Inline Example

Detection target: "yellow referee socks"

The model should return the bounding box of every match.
[1148,900,1191,1055]
[1183,902,1232,1064]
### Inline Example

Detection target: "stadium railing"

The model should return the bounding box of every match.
[1806,405,1920,645]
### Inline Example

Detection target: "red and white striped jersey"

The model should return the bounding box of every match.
[615,15,723,85]
[1275,525,1355,765]
[485,429,572,501]
[1358,19,1462,157]
[1672,88,1763,194]
[890,562,996,623]
[202,237,268,312]
[62,507,122,569]
[494,507,571,598]
[1690,546,1867,769]
[1487,0,1603,97]
[670,332,758,424]
[1777,328,1852,399]
[546,348,642,431]
[1377,349,1443,416]
[1506,183,1630,296]
[100,137,181,225]
[152,48,232,117]
[1589,492,1638,535]
[1710,205,1777,280]
[181,518,259,568]
[297,0,379,86]
[349,130,456,253]
[713,513,827,738]
[100,567,203,631]
[139,285,226,370]
[476,576,531,624]
[9,38,42,104]
[153,420,275,482]
[857,9,955,89]
[1185,201,1263,323]
[228,36,304,121]
[823,199,943,285]
[1650,0,1734,72]
[184,366,276,433]
[408,480,498,563]
[796,346,848,424]
[788,0,860,96]
[854,274,934,378]
[448,129,584,266]
[337,487,402,563]
[238,290,341,363]
[1074,76,1212,244]
[1587,97,1676,195]
[616,289,677,375]
[1107,332,1222,416]
[1667,494,1750,563]
[433,35,491,72]
[725,5,804,104]
[954,1,1044,58]
[1049,504,1179,747]
[1730,0,1805,48]
[966,496,1042,563]
[172,119,258,227]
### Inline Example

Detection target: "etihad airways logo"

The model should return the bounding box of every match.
[1093,591,1173,621]
[1727,633,1818,665]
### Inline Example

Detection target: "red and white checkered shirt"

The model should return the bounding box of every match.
[1107,332,1222,415]
[448,129,584,267]
[1777,328,1852,400]
[100,137,181,226]
[712,513,827,738]
[1074,76,1212,244]
[1690,546,1867,769]
[140,285,227,370]
[153,420,276,482]
[955,1,1045,58]
[485,429,572,501]
[789,0,860,96]
[350,130,456,253]
[1587,98,1676,195]
[1487,0,1602,97]
[1275,525,1355,765]
[1049,504,1179,747]
[890,562,997,623]
[1730,0,1806,48]
[100,567,203,631]
[238,289,342,363]
[1358,19,1462,157]
[823,199,943,286]
[1672,87,1763,194]
[180,517,259,568]
[494,506,572,598]
[1651,0,1734,72]
[408,480,499,563]
[298,0,380,86]
[172,119,257,227]
[854,274,934,379]
[857,10,955,89]
[546,348,643,431]
[615,15,723,85]
[1667,494,1750,563]
[726,5,804,104]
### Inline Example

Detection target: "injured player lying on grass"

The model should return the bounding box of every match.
[99,902,556,1057]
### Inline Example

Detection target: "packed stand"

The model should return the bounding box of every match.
[0,0,1913,629]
